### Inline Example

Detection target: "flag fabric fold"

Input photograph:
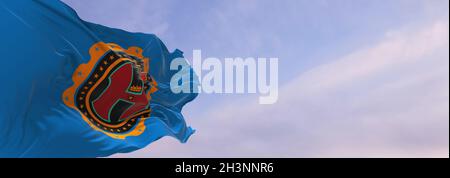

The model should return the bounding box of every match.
[0,0,197,157]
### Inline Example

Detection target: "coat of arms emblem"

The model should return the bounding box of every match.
[63,42,157,139]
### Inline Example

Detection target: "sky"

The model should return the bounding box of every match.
[62,0,449,157]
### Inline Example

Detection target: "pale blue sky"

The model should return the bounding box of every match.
[63,0,449,157]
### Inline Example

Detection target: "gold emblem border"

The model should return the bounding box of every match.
[62,42,157,139]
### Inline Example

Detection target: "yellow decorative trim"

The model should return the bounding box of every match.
[62,42,157,139]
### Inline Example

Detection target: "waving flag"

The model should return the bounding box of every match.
[0,0,197,157]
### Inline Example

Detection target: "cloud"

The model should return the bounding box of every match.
[62,0,172,35]
[113,18,449,158]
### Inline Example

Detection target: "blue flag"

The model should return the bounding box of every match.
[0,0,197,157]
